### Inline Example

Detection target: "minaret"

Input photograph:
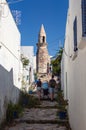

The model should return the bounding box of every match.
[38,24,46,43]
[36,24,50,75]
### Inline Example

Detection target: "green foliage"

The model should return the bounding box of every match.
[56,90,68,120]
[19,91,40,108]
[34,72,37,80]
[5,91,40,124]
[21,54,29,68]
[51,47,63,75]
[6,102,23,123]
[56,90,68,107]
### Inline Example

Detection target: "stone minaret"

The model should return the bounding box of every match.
[36,24,50,75]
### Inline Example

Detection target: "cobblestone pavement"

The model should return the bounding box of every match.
[4,90,70,130]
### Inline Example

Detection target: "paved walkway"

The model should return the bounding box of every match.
[4,90,71,130]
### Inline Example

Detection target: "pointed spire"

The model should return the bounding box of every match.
[39,24,46,37]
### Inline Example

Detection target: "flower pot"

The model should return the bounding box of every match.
[29,90,33,94]
[58,111,67,119]
[13,111,18,118]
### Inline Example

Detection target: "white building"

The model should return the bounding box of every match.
[61,0,86,130]
[21,46,34,91]
[0,0,22,123]
[33,55,36,73]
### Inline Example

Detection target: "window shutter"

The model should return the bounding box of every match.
[82,0,86,36]
[73,17,78,51]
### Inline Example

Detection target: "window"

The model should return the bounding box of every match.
[43,36,45,42]
[73,17,78,51]
[82,0,86,36]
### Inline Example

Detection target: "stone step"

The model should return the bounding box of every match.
[39,100,58,109]
[34,106,58,109]
[4,83,71,130]
[19,108,57,121]
[15,119,69,124]
[14,108,68,125]
[5,123,68,130]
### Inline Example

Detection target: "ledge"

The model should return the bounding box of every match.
[78,37,86,49]
[72,51,78,61]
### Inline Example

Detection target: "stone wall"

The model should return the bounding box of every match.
[37,46,50,74]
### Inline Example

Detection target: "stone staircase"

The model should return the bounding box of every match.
[4,90,71,130]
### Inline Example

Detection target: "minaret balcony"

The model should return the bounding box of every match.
[37,42,47,47]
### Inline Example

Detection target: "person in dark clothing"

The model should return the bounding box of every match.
[36,79,42,100]
[49,75,56,101]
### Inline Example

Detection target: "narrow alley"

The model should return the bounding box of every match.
[1,0,86,130]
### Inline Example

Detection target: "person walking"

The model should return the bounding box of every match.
[36,79,42,100]
[42,80,49,98]
[49,75,56,101]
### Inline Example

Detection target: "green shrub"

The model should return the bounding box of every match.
[6,102,23,123]
[6,91,40,123]
[19,91,40,108]
[56,90,68,110]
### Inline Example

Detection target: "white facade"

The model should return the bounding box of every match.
[21,46,34,90]
[0,0,21,123]
[33,55,36,73]
[61,0,86,130]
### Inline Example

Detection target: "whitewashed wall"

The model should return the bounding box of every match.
[33,55,36,73]
[0,0,21,123]
[62,0,86,130]
[21,46,34,89]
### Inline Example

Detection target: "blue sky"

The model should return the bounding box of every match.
[8,0,68,56]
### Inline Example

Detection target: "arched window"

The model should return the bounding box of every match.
[43,36,45,42]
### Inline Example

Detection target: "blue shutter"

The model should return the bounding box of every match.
[82,0,86,36]
[73,17,78,51]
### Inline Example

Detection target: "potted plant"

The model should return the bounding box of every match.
[57,106,67,120]
[29,86,33,94]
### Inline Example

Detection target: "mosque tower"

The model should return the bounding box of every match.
[36,24,50,76]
